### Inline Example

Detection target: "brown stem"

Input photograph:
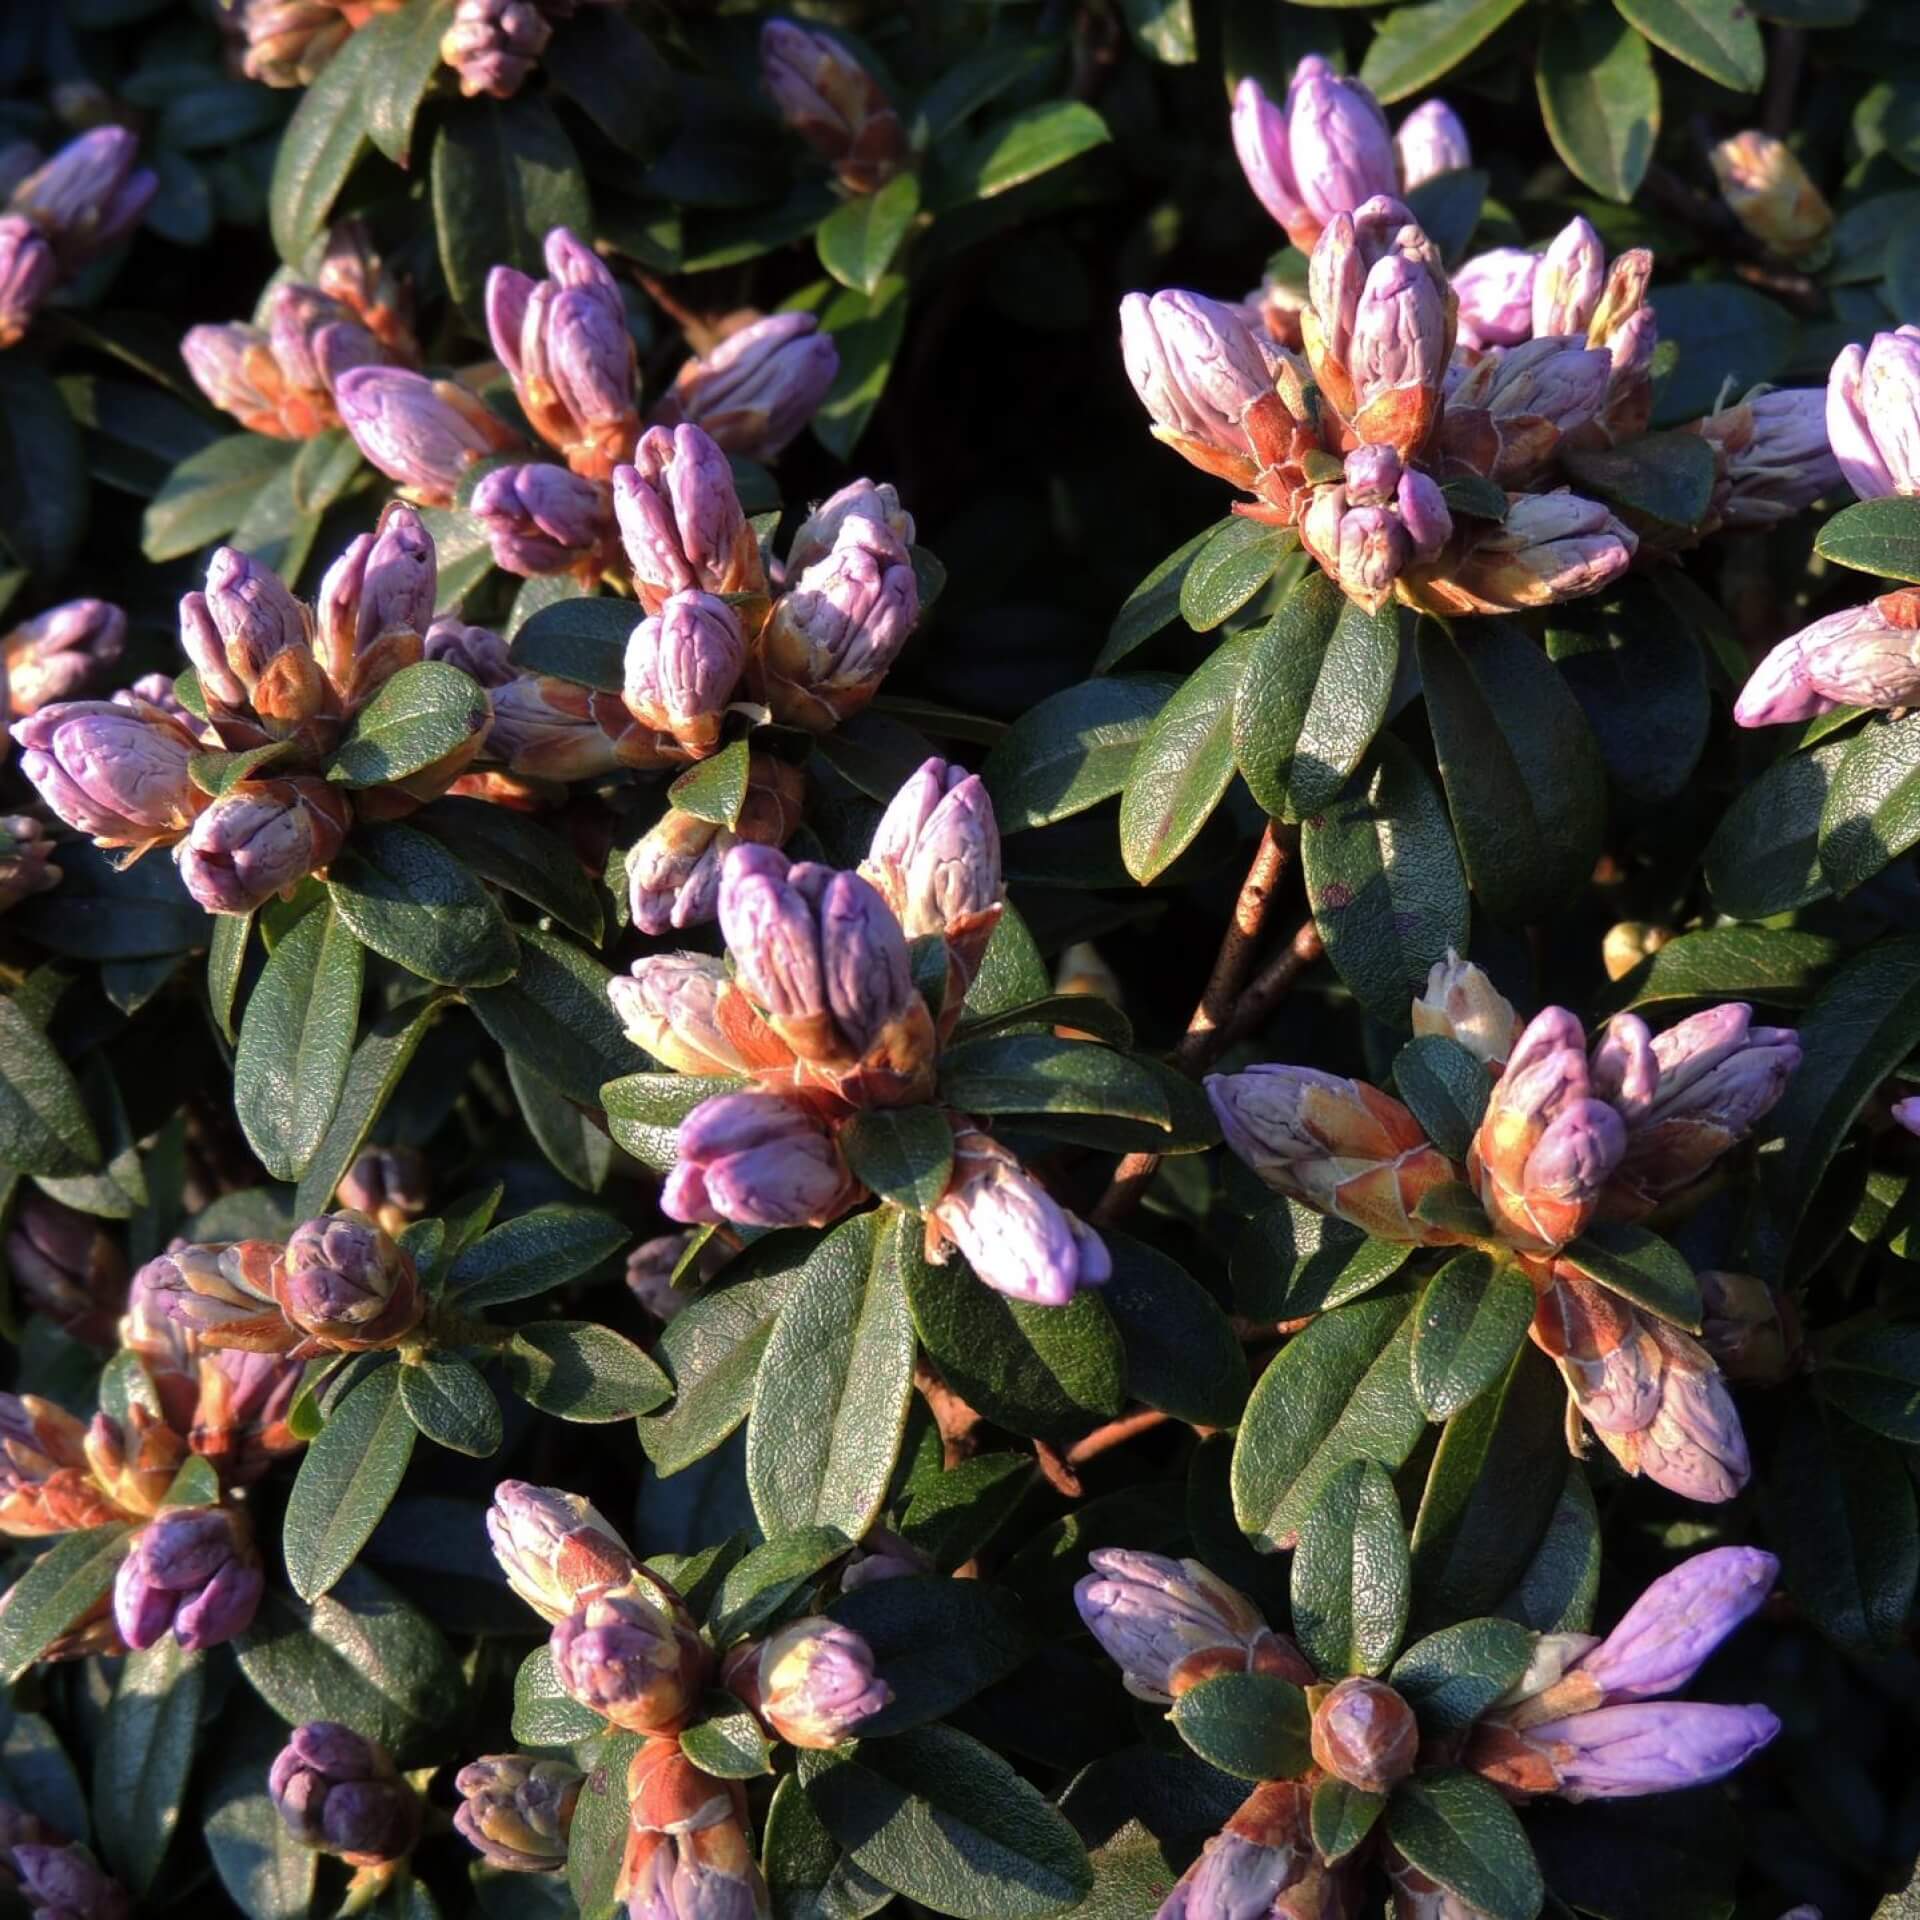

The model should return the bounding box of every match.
[914,1357,983,1468]
[1034,1439,1084,1498]
[1219,917,1326,1050]
[1065,1407,1172,1466]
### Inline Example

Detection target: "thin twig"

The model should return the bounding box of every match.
[1219,917,1326,1050]
[914,1357,983,1468]
[1065,1407,1172,1466]
[1034,1440,1084,1498]
[1762,29,1806,140]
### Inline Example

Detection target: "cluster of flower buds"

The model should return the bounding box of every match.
[114,1501,264,1652]
[0,1809,130,1920]
[1074,1549,1315,1701]
[2,599,125,720]
[0,127,156,349]
[5,1190,126,1347]
[1123,194,1642,616]
[1467,1546,1780,1801]
[722,1615,892,1748]
[1155,1779,1348,1920]
[1710,131,1833,266]
[618,1738,770,1919]
[454,1754,581,1873]
[1229,59,1400,253]
[441,0,612,100]
[185,222,417,439]
[650,310,841,465]
[140,1208,425,1359]
[18,511,493,915]
[334,364,525,507]
[1686,386,1840,535]
[0,1392,165,1541]
[760,18,906,195]
[269,1722,421,1865]
[551,1569,710,1735]
[238,0,403,86]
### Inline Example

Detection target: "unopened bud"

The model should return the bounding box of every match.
[1710,131,1831,263]
[1472,1699,1779,1802]
[173,777,352,916]
[442,0,552,100]
[787,477,914,576]
[1533,217,1607,339]
[3,599,126,714]
[760,18,905,194]
[425,615,515,688]
[608,953,758,1077]
[312,502,436,707]
[10,126,157,273]
[1691,386,1841,532]
[1441,489,1635,613]
[741,1616,892,1748]
[454,1754,581,1872]
[487,673,622,781]
[1826,326,1920,503]
[928,1126,1111,1307]
[654,312,839,463]
[0,815,58,917]
[1394,99,1471,191]
[334,366,523,504]
[0,1392,121,1537]
[1231,62,1395,252]
[336,1146,430,1238]
[12,696,204,850]
[487,1480,637,1624]
[550,1571,708,1734]
[473,462,615,578]
[661,1091,861,1230]
[272,1209,423,1350]
[614,424,764,614]
[623,591,747,756]
[139,1239,287,1352]
[1310,1676,1419,1793]
[1411,949,1521,1069]
[1736,589,1920,725]
[1120,287,1282,485]
[1696,1269,1797,1384]
[112,1504,263,1652]
[860,756,1003,981]
[270,1723,420,1864]
[1451,247,1539,352]
[5,1191,125,1347]
[8,1842,129,1920]
[0,216,56,348]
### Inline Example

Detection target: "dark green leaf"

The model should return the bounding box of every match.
[1360,0,1529,100]
[827,1576,1036,1736]
[811,277,909,461]
[1557,1223,1701,1329]
[1231,1202,1413,1320]
[282,1364,417,1602]
[1096,530,1212,672]
[142,435,296,563]
[507,593,628,691]
[190,740,299,799]
[603,1071,747,1172]
[512,1645,604,1748]
[946,101,1110,201]
[1100,1232,1248,1428]
[327,662,489,789]
[363,0,454,165]
[1703,737,1846,920]
[1820,712,1920,893]
[398,1352,502,1456]
[0,1527,132,1680]
[669,737,752,830]
[94,1638,204,1894]
[414,796,602,942]
[840,1108,954,1214]
[1394,1034,1492,1163]
[763,1770,894,1920]
[1179,518,1287,633]
[203,1706,319,1920]
[1168,1672,1313,1781]
[1537,6,1658,202]
[505,1322,671,1421]
[938,1032,1170,1127]
[1815,496,1920,583]
[712,1527,855,1642]
[952,994,1134,1051]
[982,675,1181,831]
[0,994,100,1178]
[1311,1778,1386,1865]
[568,1731,642,1920]
[1613,0,1764,90]
[289,427,363,516]
[899,1452,1037,1570]
[1818,1322,1920,1444]
[1647,283,1795,427]
[467,927,641,1107]
[449,1202,627,1307]
[268,21,380,259]
[1390,1617,1535,1737]
[681,1695,775,1778]
[329,823,519,988]
[1411,1254,1537,1421]
[1386,1770,1544,1920]
[1291,1457,1411,1678]
[0,359,87,581]
[818,173,921,296]
[1613,925,1838,1010]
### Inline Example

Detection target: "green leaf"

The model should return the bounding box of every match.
[1418,619,1606,924]
[32,1054,145,1219]
[982,674,1181,831]
[398,1352,502,1456]
[448,1202,628,1307]
[1179,518,1287,633]
[1231,1202,1413,1320]
[841,1108,954,1214]
[818,173,921,296]
[1234,574,1400,823]
[507,593,628,691]
[1703,737,1846,921]
[811,277,910,461]
[0,1526,132,1680]
[0,361,87,581]
[233,897,363,1183]
[1100,1232,1248,1428]
[161,1456,222,1510]
[1360,0,1529,100]
[1394,1034,1492,1164]
[947,101,1110,201]
[505,1322,672,1421]
[1168,1672,1313,1780]
[898,1215,1125,1439]
[190,740,299,799]
[1557,1222,1701,1329]
[748,1214,916,1540]
[712,1526,855,1642]
[94,1638,204,1895]
[567,1731,643,1920]
[1311,1778,1386,1865]
[1818,1322,1920,1444]
[1612,0,1764,90]
[898,1451,1036,1571]
[1412,1254,1537,1421]
[363,0,454,165]
[1292,1457,1411,1678]
[512,1644,604,1748]
[203,1707,319,1920]
[1562,433,1717,535]
[282,1364,417,1602]
[143,434,297,564]
[1612,925,1838,1011]
[431,95,592,332]
[467,927,641,1107]
[1232,1287,1424,1551]
[207,910,252,1044]
[327,662,489,789]
[1816,496,1920,583]
[938,1032,1170,1127]
[414,796,602,943]
[799,1724,1092,1917]
[289,428,363,516]
[0,994,100,1178]
[952,994,1133,1051]
[236,1565,464,1765]
[1096,529,1213,672]
[1405,168,1489,266]
[763,1771,894,1920]
[1501,1466,1600,1635]
[1820,712,1920,893]
[668,737,752,830]
[1120,0,1197,61]
[329,823,519,988]
[1390,1617,1535,1737]
[1118,632,1254,883]
[1387,1770,1544,1920]
[293,991,446,1218]
[0,1712,88,1843]
[826,1577,1036,1737]
[1538,5,1658,202]
[269,20,380,259]
[1646,283,1795,428]
[603,1071,748,1172]
[681,1697,775,1778]
[1302,736,1470,1025]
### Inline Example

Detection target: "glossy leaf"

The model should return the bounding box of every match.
[1291,1458,1411,1677]
[982,675,1181,830]
[1538,5,1658,202]
[1614,0,1764,91]
[398,1352,502,1456]
[281,1363,417,1602]
[1411,1254,1537,1421]
[1230,1201,1413,1320]
[841,1106,955,1214]
[505,1322,671,1421]
[94,1638,204,1894]
[1557,1223,1702,1329]
[329,823,519,988]
[1386,1769,1544,1920]
[1170,1671,1314,1781]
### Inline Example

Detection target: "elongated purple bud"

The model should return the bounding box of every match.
[788,477,915,577]
[1519,1701,1780,1800]
[1827,326,1920,502]
[424,615,514,687]
[623,591,746,755]
[1451,247,1539,352]
[9,1842,129,1920]
[1451,336,1612,440]
[1350,252,1449,411]
[550,1571,707,1735]
[442,0,551,100]
[174,777,351,916]
[760,18,905,194]
[1570,1547,1779,1702]
[662,1091,861,1229]
[1397,468,1452,561]
[112,1504,262,1652]
[1737,589,1920,725]
[861,756,1003,945]
[473,463,614,577]
[609,953,754,1077]
[1692,385,1841,530]
[1447,489,1636,611]
[3,599,126,714]
[613,424,760,614]
[270,1723,420,1863]
[11,126,156,271]
[313,503,435,704]
[1287,64,1397,236]
[12,696,204,848]
[487,674,622,781]
[750,1617,893,1747]
[486,1480,636,1624]
[0,216,55,349]
[929,1126,1111,1307]
[1158,1781,1315,1919]
[1533,217,1607,338]
[1395,100,1470,190]
[656,312,838,462]
[334,365,522,505]
[1120,288,1278,472]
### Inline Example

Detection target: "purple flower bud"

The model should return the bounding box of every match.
[610,953,754,1077]
[623,591,747,755]
[1301,486,1409,613]
[424,615,514,687]
[9,1842,129,1920]
[266,284,375,403]
[5,1191,125,1348]
[627,810,734,933]
[1344,444,1403,505]
[1120,288,1279,472]
[1737,590,1920,724]
[174,777,352,917]
[10,127,156,272]
[1447,489,1636,612]
[614,425,760,614]
[1075,1548,1294,1703]
[1395,100,1471,190]
[487,1480,636,1624]
[1895,1096,1920,1137]
[442,0,552,99]
[274,1209,423,1350]
[1451,337,1613,446]
[549,1572,707,1735]
[1287,64,1397,236]
[1351,251,1450,411]
[0,216,55,349]
[860,756,1003,949]
[661,1090,860,1230]
[930,1126,1111,1307]
[787,477,915,577]
[1310,1676,1420,1793]
[1533,217,1607,339]
[1589,1012,1658,1123]
[454,1754,581,1872]
[313,503,436,704]
[487,673,622,780]
[760,18,905,194]
[1569,1546,1779,1702]
[112,1504,262,1652]
[1396,469,1453,561]
[761,511,919,731]
[1692,385,1841,530]
[1522,1701,1780,1800]
[1827,327,1920,502]
[269,1723,420,1863]
[196,544,311,699]
[12,697,203,848]
[1230,76,1308,241]
[1451,247,1539,352]
[473,463,614,578]
[751,1616,893,1747]
[655,312,839,463]
[333,366,521,505]
[3,599,126,715]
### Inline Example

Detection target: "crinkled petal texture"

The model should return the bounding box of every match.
[1570,1546,1779,1701]
[661,1091,859,1230]
[1531,1701,1781,1800]
[929,1128,1110,1306]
